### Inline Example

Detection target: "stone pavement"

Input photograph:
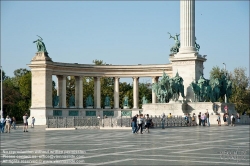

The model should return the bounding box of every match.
[0,125,249,166]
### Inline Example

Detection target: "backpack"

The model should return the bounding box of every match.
[232,117,235,122]
[191,116,195,121]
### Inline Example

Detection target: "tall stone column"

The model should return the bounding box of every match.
[151,76,159,104]
[94,77,101,108]
[57,75,67,108]
[75,76,83,108]
[133,77,139,109]
[178,0,196,55]
[114,77,120,109]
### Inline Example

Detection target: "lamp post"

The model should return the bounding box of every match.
[0,65,3,118]
[223,63,227,103]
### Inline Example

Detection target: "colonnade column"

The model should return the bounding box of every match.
[152,76,159,104]
[114,77,120,109]
[94,77,101,109]
[75,76,83,108]
[133,77,139,109]
[57,75,67,108]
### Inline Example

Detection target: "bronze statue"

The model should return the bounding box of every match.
[33,35,48,53]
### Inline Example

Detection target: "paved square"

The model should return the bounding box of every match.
[1,125,249,165]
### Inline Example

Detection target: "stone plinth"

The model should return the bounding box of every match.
[32,52,52,61]
[142,103,187,116]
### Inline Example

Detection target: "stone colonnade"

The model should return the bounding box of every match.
[55,75,161,109]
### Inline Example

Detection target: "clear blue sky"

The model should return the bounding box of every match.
[1,1,249,83]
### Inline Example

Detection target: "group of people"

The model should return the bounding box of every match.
[219,113,240,127]
[0,116,16,133]
[0,113,35,133]
[197,110,211,127]
[131,114,153,134]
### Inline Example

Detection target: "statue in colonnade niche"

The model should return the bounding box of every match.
[69,95,75,107]
[53,96,59,107]
[104,95,110,107]
[123,96,129,107]
[86,95,93,107]
[168,32,180,54]
[142,96,148,104]
[33,35,48,53]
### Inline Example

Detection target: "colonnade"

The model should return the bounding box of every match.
[55,75,159,109]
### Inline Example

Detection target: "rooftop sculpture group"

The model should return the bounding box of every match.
[152,71,185,103]
[191,73,232,102]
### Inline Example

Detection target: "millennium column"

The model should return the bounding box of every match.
[114,77,120,109]
[152,76,159,104]
[94,77,101,109]
[170,0,206,102]
[133,77,139,109]
[75,76,83,108]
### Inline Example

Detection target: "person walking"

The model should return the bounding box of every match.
[0,117,5,133]
[132,114,138,134]
[23,113,28,132]
[231,114,235,127]
[201,113,205,126]
[5,115,11,133]
[161,113,166,129]
[31,117,35,128]
[236,113,240,123]
[136,114,144,134]
[217,114,221,126]
[198,112,201,126]
[144,114,151,133]
[12,117,16,129]
[206,110,210,127]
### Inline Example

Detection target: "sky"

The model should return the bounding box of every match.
[1,1,249,84]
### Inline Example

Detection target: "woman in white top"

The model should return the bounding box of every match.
[5,115,11,133]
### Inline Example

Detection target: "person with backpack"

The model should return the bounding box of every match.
[136,114,144,134]
[231,114,235,127]
[184,114,190,126]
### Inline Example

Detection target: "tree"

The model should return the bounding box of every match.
[229,67,250,114]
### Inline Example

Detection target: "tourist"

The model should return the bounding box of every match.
[206,110,210,127]
[236,113,240,123]
[201,113,205,126]
[198,112,201,126]
[223,113,227,126]
[136,114,144,134]
[0,117,5,133]
[12,117,16,129]
[144,114,150,133]
[184,114,190,126]
[5,115,11,133]
[231,114,235,127]
[23,113,28,132]
[161,113,166,129]
[31,117,35,128]
[191,113,196,126]
[132,114,138,134]
[217,114,221,126]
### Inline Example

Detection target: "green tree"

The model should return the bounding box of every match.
[229,67,250,114]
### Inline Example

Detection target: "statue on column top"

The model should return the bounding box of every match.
[33,35,48,53]
[168,32,180,54]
